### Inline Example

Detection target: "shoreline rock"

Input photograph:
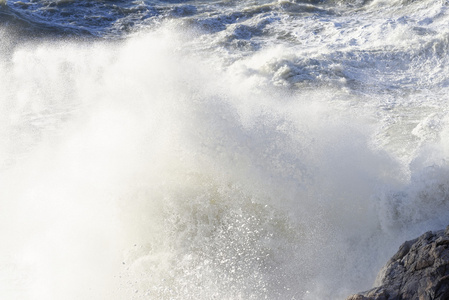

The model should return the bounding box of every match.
[347,226,449,300]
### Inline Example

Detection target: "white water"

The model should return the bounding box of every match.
[1,1,449,299]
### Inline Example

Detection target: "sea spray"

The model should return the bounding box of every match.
[1,0,449,299]
[0,29,399,299]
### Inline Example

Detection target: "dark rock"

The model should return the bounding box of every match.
[347,225,449,300]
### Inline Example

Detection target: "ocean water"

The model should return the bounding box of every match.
[1,0,449,299]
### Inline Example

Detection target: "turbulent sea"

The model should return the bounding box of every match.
[1,0,449,299]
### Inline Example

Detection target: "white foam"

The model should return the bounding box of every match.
[1,5,449,299]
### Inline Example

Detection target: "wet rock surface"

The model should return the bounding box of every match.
[347,226,449,300]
